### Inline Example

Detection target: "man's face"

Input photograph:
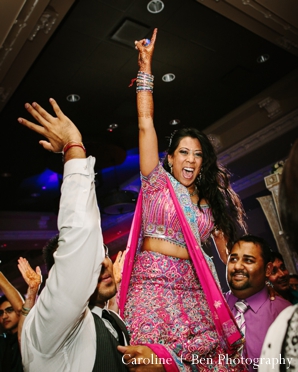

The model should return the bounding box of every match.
[90,253,117,308]
[289,277,298,291]
[227,241,270,299]
[0,301,19,334]
[268,258,290,294]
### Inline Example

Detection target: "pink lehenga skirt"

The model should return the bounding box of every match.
[123,251,246,371]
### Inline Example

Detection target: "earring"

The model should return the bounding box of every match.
[168,162,173,174]
[198,167,203,183]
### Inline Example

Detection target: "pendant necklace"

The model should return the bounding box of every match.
[189,186,198,197]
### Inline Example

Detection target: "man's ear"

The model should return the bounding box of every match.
[265,262,273,277]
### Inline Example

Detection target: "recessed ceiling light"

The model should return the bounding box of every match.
[107,123,118,132]
[169,119,180,125]
[162,73,175,82]
[66,94,80,102]
[31,193,40,198]
[147,0,164,14]
[257,54,270,63]
[1,172,12,177]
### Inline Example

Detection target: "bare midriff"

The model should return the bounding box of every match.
[141,237,190,259]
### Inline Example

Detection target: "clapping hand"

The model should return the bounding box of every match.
[113,250,127,285]
[18,257,42,292]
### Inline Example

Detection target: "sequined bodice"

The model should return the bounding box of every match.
[141,163,214,248]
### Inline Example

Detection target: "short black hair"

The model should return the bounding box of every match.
[290,273,298,280]
[270,250,284,264]
[42,234,59,272]
[233,234,272,266]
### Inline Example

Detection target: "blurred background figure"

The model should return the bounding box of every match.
[0,272,24,372]
[289,273,298,292]
[268,251,298,305]
[260,138,298,371]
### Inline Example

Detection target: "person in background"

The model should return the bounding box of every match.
[0,262,40,372]
[260,138,298,371]
[289,273,298,291]
[118,28,247,371]
[0,294,23,372]
[267,251,298,304]
[225,235,291,372]
[0,271,24,372]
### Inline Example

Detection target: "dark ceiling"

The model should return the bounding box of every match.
[0,0,298,294]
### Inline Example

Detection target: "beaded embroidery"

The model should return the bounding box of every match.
[141,162,214,248]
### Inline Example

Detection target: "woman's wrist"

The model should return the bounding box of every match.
[138,63,152,74]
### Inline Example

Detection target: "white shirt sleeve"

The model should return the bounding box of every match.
[27,156,105,354]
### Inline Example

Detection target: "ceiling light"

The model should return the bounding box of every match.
[147,0,164,14]
[1,172,12,177]
[257,54,270,63]
[169,119,180,125]
[66,94,80,102]
[107,123,118,132]
[162,73,175,82]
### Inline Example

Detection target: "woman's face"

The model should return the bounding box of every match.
[168,136,203,188]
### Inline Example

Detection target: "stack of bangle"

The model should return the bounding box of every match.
[136,71,154,94]
[21,306,31,317]
[62,141,86,155]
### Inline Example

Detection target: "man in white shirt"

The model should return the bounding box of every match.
[18,98,127,372]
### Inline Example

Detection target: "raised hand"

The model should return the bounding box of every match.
[135,28,158,73]
[18,257,42,291]
[18,98,82,153]
[113,250,127,285]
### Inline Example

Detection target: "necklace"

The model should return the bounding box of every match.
[189,186,198,197]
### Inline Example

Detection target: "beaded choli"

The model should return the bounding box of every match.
[141,163,214,248]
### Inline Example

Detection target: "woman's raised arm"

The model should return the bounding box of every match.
[135,28,159,176]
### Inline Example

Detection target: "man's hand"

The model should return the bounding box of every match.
[18,98,82,153]
[117,345,166,372]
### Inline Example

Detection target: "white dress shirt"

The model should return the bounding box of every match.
[21,157,105,372]
[259,304,298,371]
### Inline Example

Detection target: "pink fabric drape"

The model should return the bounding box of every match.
[145,344,179,372]
[165,177,242,353]
[119,191,142,317]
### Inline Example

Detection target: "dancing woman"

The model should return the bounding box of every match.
[119,29,247,371]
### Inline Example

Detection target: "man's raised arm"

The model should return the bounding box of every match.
[18,99,105,355]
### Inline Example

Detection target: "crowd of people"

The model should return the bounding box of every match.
[0,28,297,372]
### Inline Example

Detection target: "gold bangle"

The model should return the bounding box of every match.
[21,306,31,316]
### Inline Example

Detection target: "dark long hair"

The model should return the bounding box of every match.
[163,128,246,248]
[279,139,298,251]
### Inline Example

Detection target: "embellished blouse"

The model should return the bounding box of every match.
[141,162,214,248]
